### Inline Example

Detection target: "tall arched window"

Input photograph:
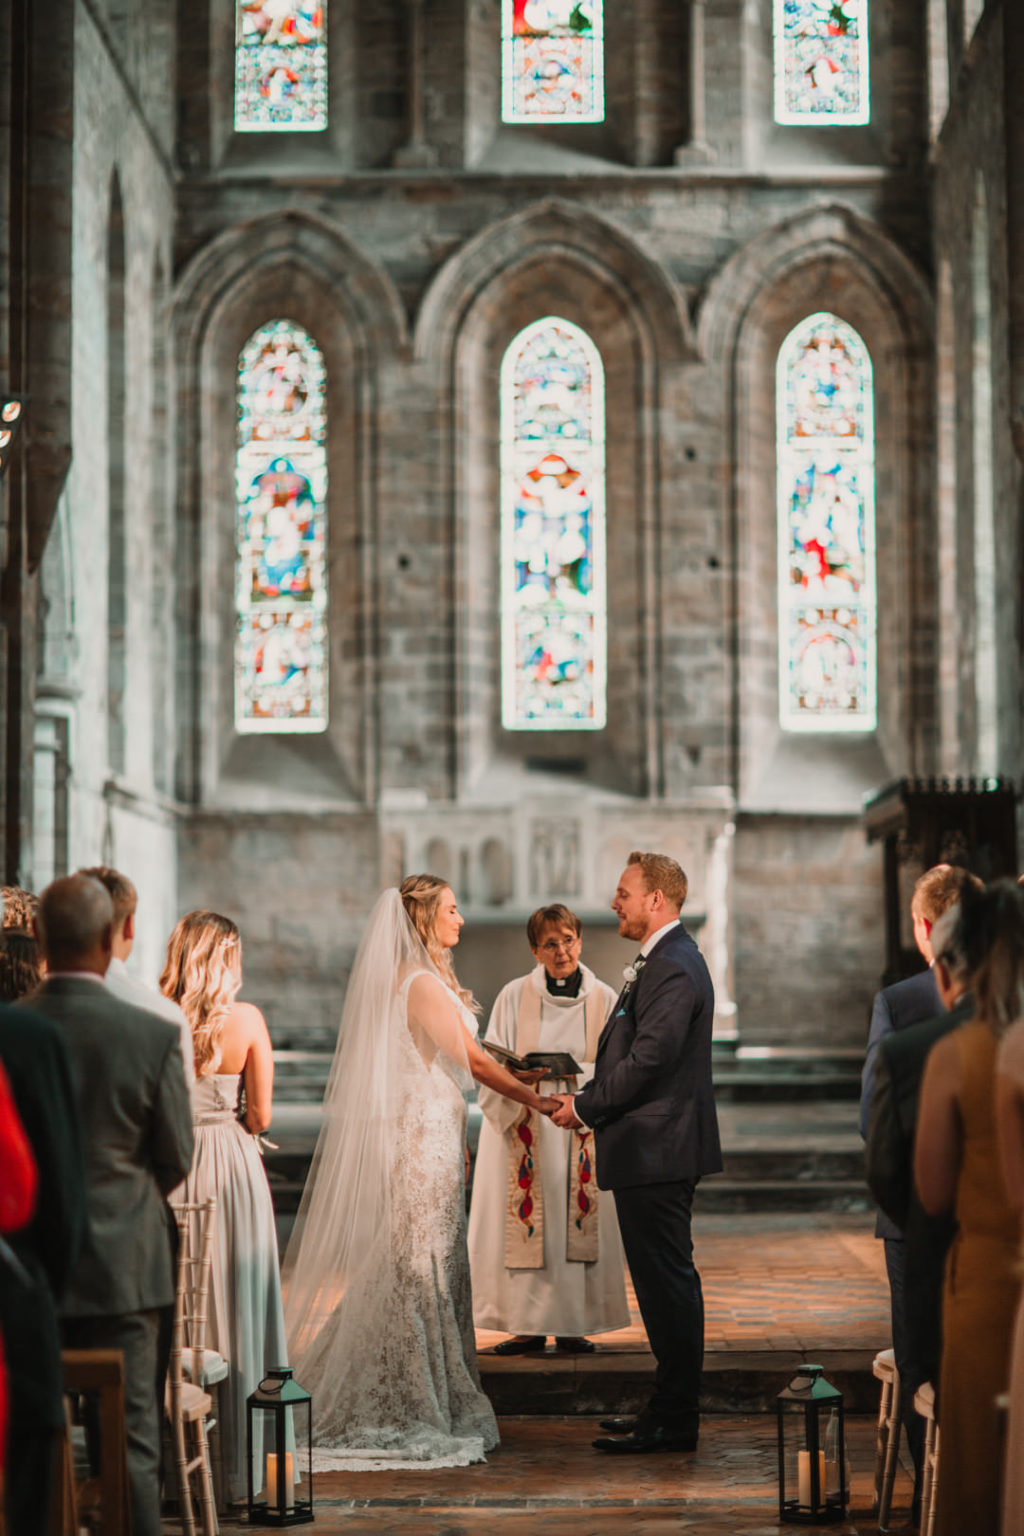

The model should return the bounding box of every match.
[776,313,876,732]
[502,0,604,123]
[773,0,869,125]
[501,317,606,731]
[235,2,328,132]
[235,320,328,733]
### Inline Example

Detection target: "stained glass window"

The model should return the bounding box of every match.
[502,0,604,124]
[773,0,869,125]
[235,2,328,132]
[776,313,876,732]
[501,318,606,731]
[235,320,328,733]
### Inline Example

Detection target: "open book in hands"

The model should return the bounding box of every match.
[482,1041,582,1077]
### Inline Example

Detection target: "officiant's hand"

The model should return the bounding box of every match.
[550,1093,583,1130]
[512,1067,547,1086]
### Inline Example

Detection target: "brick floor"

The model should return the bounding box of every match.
[476,1212,890,1357]
[206,1414,908,1533]
[190,1214,897,1531]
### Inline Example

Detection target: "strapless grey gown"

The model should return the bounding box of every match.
[175,1072,289,1502]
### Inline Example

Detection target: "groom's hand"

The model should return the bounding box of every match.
[551,1093,583,1130]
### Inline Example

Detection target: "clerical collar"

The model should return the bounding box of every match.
[546,967,583,998]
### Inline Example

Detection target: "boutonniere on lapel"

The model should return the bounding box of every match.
[621,957,646,998]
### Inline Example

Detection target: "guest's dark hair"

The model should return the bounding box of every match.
[36,875,113,970]
[0,927,43,1002]
[936,880,1024,1035]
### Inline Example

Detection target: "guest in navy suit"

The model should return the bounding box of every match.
[859,862,981,1517]
[552,850,721,1453]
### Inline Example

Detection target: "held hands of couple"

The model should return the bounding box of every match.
[547,1093,583,1129]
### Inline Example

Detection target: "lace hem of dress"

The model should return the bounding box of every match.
[311,1434,493,1473]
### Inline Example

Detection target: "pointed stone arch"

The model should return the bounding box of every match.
[413,199,695,801]
[414,197,696,368]
[176,208,408,366]
[173,212,404,808]
[698,203,932,366]
[697,204,935,808]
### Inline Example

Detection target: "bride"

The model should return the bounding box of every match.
[283,874,557,1469]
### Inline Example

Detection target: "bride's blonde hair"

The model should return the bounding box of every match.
[400,873,477,1012]
[160,910,242,1075]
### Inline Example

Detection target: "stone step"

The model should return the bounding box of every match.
[273,1048,867,1100]
[695,1179,872,1215]
[478,1349,878,1417]
[714,1073,861,1102]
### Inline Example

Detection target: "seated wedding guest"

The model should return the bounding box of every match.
[0,996,87,1536]
[29,874,193,1536]
[860,863,980,1519]
[79,866,193,1088]
[915,880,1024,1536]
[1,886,37,930]
[0,925,44,1002]
[468,904,628,1354]
[161,911,288,1504]
[995,1009,1024,1535]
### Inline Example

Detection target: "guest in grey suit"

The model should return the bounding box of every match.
[552,851,722,1454]
[27,874,193,1536]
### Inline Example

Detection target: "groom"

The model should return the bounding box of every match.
[551,850,721,1452]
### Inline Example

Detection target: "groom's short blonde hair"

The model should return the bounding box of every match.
[628,851,688,911]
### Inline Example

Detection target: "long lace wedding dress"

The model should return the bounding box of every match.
[283,892,499,1470]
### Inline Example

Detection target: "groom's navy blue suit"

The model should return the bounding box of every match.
[575,920,721,1434]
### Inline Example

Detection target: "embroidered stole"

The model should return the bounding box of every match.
[504,978,604,1269]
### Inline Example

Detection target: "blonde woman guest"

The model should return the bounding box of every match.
[916,882,1024,1536]
[161,911,286,1504]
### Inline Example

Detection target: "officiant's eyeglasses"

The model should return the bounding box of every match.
[538,936,581,954]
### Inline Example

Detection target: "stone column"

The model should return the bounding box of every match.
[1004,5,1024,467]
[705,817,738,1043]
[393,0,437,169]
[674,0,714,167]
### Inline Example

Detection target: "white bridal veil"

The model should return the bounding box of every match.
[282,886,475,1373]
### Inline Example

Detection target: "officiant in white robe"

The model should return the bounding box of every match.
[468,904,629,1353]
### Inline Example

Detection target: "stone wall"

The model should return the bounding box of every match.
[930,4,1023,782]
[12,0,1024,1058]
[26,0,180,978]
[164,0,938,1050]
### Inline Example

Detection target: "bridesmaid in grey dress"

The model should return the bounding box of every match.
[162,911,288,1503]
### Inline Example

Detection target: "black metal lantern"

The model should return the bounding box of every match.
[246,1366,314,1526]
[776,1363,848,1524]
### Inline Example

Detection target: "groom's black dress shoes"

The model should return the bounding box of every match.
[598,1415,637,1433]
[592,1424,698,1454]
